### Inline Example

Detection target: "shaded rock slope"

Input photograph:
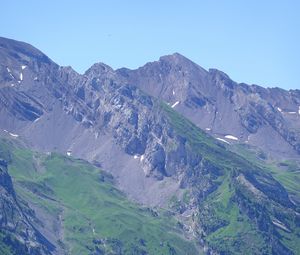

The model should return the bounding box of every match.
[0,157,55,255]
[0,37,300,254]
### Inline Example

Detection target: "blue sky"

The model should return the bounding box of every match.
[1,1,299,89]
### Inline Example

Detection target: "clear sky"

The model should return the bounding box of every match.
[1,1,299,89]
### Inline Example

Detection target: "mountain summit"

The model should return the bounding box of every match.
[116,51,300,159]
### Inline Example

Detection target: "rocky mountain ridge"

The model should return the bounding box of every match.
[0,37,300,254]
[116,53,300,158]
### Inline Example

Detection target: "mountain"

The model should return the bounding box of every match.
[116,53,300,159]
[0,36,299,254]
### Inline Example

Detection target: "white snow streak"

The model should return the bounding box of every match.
[225,135,239,141]
[140,154,145,162]
[33,117,40,123]
[9,132,19,138]
[171,101,180,108]
[205,128,211,131]
[7,68,14,79]
[21,65,27,70]
[67,151,72,156]
[276,107,299,115]
[20,73,23,81]
[272,219,290,232]
[216,138,230,144]
[172,90,175,95]
[133,155,139,159]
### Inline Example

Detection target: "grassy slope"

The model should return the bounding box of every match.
[230,144,300,199]
[0,138,199,255]
[230,144,300,253]
[160,102,300,255]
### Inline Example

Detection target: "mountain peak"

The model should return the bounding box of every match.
[159,52,186,61]
[157,52,208,75]
[84,62,114,77]
[0,36,53,65]
[159,52,196,65]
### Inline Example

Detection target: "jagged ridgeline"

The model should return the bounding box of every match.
[0,37,300,254]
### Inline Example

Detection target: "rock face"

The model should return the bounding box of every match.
[1,38,300,163]
[0,159,55,255]
[0,37,213,205]
[0,36,299,203]
[0,37,299,254]
[117,53,300,159]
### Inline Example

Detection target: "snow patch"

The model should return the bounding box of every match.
[289,196,297,206]
[3,130,8,133]
[288,112,296,114]
[21,65,27,70]
[140,154,145,162]
[34,77,38,81]
[205,128,211,131]
[298,106,300,115]
[225,135,239,141]
[33,117,40,123]
[9,132,19,138]
[11,84,15,87]
[133,155,139,159]
[172,90,175,95]
[20,73,23,81]
[66,151,72,156]
[272,219,290,232]
[216,138,230,144]
[171,101,180,108]
[277,107,282,112]
[7,68,14,79]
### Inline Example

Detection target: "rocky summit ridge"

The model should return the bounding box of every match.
[0,36,300,254]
